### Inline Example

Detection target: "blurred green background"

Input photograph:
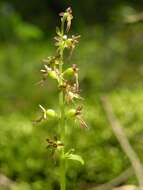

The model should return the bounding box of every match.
[0,0,143,190]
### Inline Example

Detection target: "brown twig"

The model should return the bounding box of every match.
[0,173,15,189]
[125,12,143,24]
[97,167,132,189]
[101,96,143,190]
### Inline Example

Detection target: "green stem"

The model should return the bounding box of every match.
[60,156,66,190]
[61,17,65,36]
[59,15,67,190]
[59,49,66,190]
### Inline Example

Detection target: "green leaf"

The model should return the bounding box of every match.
[65,153,84,165]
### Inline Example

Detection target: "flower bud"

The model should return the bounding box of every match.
[63,68,74,77]
[48,70,58,80]
[46,109,57,119]
[66,109,76,118]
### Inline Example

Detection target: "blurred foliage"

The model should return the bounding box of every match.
[0,1,143,190]
[0,1,143,37]
[1,89,143,190]
[0,3,43,42]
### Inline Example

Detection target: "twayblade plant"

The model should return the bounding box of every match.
[35,7,87,190]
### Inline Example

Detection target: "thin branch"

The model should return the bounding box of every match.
[112,185,138,190]
[95,167,132,189]
[124,12,143,24]
[0,173,15,188]
[101,96,143,190]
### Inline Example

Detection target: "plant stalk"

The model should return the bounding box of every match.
[59,48,66,190]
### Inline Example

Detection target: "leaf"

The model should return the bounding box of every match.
[65,153,84,165]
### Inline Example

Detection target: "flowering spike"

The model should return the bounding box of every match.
[35,7,87,190]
